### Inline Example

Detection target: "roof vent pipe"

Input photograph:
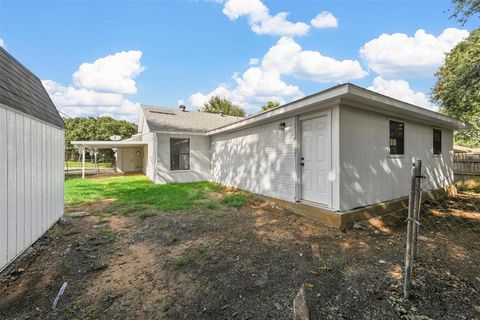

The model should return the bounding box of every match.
[179,105,186,112]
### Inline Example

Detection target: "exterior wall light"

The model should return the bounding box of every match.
[279,122,286,131]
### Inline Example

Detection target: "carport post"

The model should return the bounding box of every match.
[82,147,86,179]
[94,150,98,174]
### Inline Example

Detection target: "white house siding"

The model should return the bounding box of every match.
[142,132,157,182]
[154,133,211,184]
[116,147,145,172]
[338,104,454,211]
[0,106,64,271]
[211,117,297,202]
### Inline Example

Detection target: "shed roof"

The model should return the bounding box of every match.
[0,47,65,129]
[141,104,244,133]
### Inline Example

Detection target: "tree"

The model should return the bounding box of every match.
[450,0,480,24]
[431,29,480,147]
[260,101,281,111]
[199,96,246,117]
[64,116,138,158]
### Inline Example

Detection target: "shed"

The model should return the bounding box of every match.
[0,47,66,271]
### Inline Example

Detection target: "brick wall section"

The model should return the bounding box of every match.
[211,117,297,202]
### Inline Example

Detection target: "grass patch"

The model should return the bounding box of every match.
[221,194,249,207]
[65,176,220,211]
[175,245,211,268]
[65,161,113,169]
[175,251,194,268]
[138,211,157,220]
[455,176,480,192]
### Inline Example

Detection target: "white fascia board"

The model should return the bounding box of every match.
[346,85,465,130]
[207,85,348,135]
[153,130,208,136]
[71,141,148,148]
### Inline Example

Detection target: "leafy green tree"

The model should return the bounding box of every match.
[199,96,246,117]
[450,0,480,24]
[432,29,480,147]
[64,116,138,159]
[260,101,281,111]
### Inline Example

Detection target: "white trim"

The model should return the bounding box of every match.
[331,105,340,211]
[71,141,148,148]
[206,84,464,136]
[153,130,208,136]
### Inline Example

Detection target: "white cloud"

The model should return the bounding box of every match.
[360,28,469,77]
[73,50,145,95]
[189,67,303,112]
[0,38,5,48]
[311,11,338,29]
[43,79,140,121]
[368,76,437,110]
[248,58,259,65]
[42,50,145,122]
[189,37,366,112]
[262,37,367,82]
[223,0,309,36]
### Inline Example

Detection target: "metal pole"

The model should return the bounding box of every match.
[94,150,98,174]
[404,161,417,299]
[412,160,422,259]
[82,147,86,179]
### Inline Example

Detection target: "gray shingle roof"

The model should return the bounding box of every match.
[141,104,243,133]
[0,47,66,129]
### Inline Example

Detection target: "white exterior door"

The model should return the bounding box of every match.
[301,115,331,205]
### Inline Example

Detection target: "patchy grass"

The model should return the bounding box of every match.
[65,161,113,169]
[221,193,249,207]
[138,211,157,221]
[65,176,255,219]
[455,175,480,192]
[175,245,211,268]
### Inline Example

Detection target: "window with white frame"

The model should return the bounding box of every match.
[170,138,190,170]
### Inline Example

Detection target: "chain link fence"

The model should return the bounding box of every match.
[64,150,116,177]
[403,160,480,302]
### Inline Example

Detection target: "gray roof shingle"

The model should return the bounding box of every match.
[141,104,243,133]
[0,47,66,129]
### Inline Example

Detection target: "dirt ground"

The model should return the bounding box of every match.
[0,196,479,319]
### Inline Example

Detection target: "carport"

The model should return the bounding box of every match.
[71,140,148,178]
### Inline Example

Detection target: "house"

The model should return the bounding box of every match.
[73,83,464,224]
[0,48,66,271]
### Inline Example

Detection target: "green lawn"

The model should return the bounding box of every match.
[65,175,255,216]
[65,161,113,169]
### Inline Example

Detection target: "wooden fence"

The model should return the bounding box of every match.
[454,157,480,176]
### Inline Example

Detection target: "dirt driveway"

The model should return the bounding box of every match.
[0,190,479,319]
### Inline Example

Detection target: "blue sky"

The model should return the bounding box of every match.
[0,0,478,122]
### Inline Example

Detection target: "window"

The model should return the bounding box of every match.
[433,129,442,155]
[170,138,190,170]
[389,120,404,155]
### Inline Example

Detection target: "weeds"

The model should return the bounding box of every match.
[175,245,211,268]
[221,194,249,207]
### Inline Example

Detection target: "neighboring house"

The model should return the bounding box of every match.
[73,83,464,221]
[0,48,66,271]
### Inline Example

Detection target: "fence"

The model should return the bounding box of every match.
[403,160,480,300]
[64,158,116,177]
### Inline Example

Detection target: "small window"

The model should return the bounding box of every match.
[433,129,442,155]
[170,138,190,170]
[389,120,404,155]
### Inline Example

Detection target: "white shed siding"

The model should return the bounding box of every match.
[211,117,297,202]
[0,106,64,272]
[154,133,211,184]
[338,104,454,211]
